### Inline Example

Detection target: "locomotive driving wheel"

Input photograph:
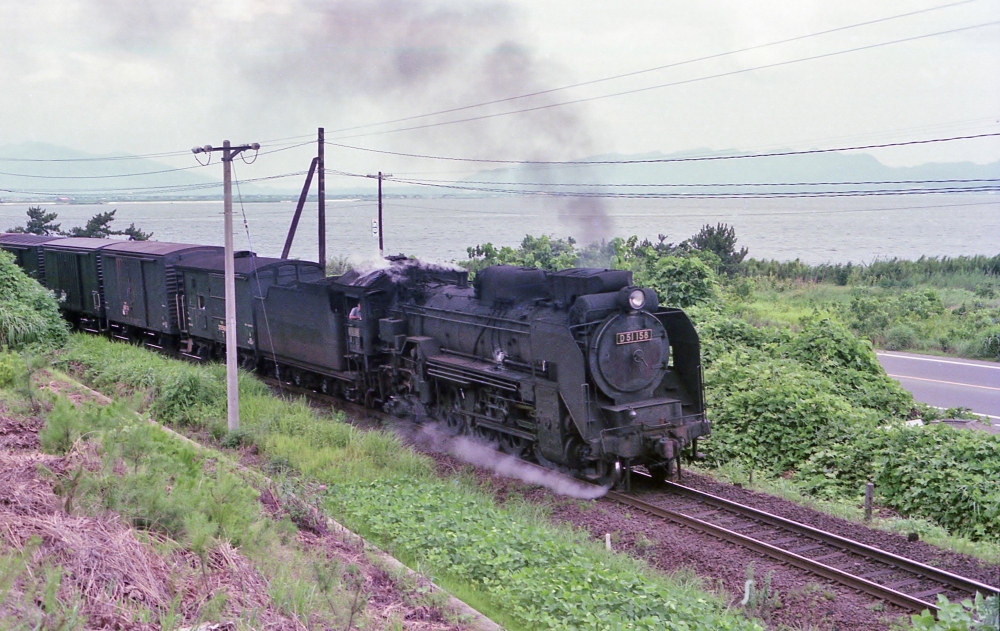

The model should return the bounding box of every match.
[441,386,468,436]
[498,432,529,458]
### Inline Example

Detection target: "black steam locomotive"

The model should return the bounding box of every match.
[2,233,709,485]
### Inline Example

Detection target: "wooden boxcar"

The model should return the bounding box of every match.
[99,241,222,346]
[174,251,323,359]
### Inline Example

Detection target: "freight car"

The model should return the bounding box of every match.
[2,234,709,486]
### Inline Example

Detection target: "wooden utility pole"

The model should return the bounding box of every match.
[366,171,392,258]
[192,140,259,432]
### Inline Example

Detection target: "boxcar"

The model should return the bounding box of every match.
[41,237,118,332]
[174,251,323,360]
[0,234,62,281]
[99,241,223,347]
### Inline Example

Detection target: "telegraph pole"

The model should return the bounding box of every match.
[192,140,259,431]
[366,171,392,258]
[318,128,326,268]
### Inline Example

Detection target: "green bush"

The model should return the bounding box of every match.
[0,250,68,350]
[885,324,918,350]
[39,398,86,455]
[704,351,881,473]
[0,348,20,388]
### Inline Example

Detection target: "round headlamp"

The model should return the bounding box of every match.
[628,288,646,310]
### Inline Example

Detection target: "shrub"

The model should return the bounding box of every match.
[884,324,918,350]
[0,251,68,350]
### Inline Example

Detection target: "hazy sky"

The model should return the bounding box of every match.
[2,0,999,186]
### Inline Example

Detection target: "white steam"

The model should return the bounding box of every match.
[416,423,607,500]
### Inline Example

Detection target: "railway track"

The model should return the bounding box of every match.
[261,376,999,616]
[609,481,999,615]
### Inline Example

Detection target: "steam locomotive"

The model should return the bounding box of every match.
[1,233,709,485]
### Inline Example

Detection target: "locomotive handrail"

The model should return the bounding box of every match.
[404,308,530,336]
[406,304,533,329]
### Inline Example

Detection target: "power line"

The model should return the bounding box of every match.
[325,19,1000,141]
[395,177,1000,188]
[0,139,312,166]
[322,0,981,135]
[329,131,1000,166]
[388,176,999,199]
[383,198,999,218]
[0,164,209,179]
[0,170,308,196]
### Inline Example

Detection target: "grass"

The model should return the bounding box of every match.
[725,273,1000,360]
[0,366,389,629]
[52,333,764,631]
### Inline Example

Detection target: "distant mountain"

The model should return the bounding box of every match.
[0,142,291,201]
[3,142,997,201]
[456,148,1000,196]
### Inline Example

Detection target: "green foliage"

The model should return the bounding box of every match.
[0,250,68,351]
[874,425,1000,540]
[911,593,999,631]
[0,348,20,388]
[6,206,61,235]
[462,234,580,276]
[688,223,748,275]
[63,209,152,240]
[39,398,86,455]
[884,324,917,350]
[613,236,720,307]
[6,206,152,240]
[335,478,762,631]
[704,350,881,473]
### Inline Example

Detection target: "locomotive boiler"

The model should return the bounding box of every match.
[261,259,711,485]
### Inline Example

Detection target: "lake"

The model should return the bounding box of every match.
[1,194,997,266]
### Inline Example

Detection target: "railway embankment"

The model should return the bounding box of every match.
[0,366,473,630]
[45,333,764,631]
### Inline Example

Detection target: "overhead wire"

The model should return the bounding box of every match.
[321,0,983,135]
[329,131,1000,165]
[325,19,1000,141]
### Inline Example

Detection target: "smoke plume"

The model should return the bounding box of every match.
[86,0,613,242]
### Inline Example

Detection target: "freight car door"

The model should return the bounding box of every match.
[118,257,147,326]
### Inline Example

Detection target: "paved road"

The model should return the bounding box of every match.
[876,351,1000,424]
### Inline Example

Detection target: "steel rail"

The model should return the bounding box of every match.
[608,483,999,615]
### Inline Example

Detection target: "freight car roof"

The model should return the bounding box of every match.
[174,250,321,274]
[42,237,119,251]
[102,241,221,256]
[0,233,63,246]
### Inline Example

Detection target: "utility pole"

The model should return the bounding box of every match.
[318,127,326,268]
[192,140,259,432]
[365,171,392,258]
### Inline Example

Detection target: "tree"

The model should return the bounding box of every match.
[7,206,61,235]
[65,210,119,238]
[688,223,748,275]
[6,207,152,240]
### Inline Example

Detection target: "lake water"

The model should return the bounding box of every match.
[1,194,997,266]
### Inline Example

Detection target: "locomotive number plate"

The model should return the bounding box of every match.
[616,329,652,345]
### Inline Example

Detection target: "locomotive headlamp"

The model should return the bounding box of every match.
[628,288,646,310]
